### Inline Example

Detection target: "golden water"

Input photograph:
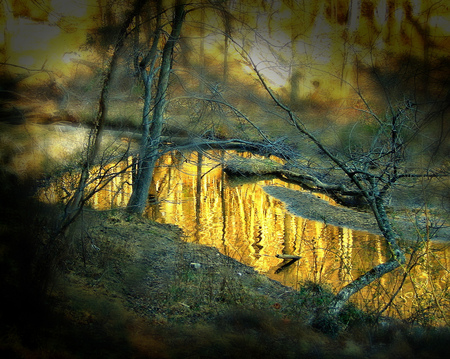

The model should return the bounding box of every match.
[144,152,384,288]
[45,150,450,322]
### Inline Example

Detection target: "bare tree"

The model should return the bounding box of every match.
[127,0,186,214]
[239,45,450,320]
[61,0,148,231]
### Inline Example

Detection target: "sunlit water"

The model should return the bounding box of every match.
[43,150,450,322]
[145,152,385,287]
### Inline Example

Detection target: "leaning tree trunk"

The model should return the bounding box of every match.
[327,192,406,315]
[327,258,402,316]
[127,1,186,214]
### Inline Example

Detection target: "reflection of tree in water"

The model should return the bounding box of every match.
[338,227,353,283]
[143,152,379,283]
[47,150,449,321]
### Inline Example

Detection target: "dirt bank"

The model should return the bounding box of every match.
[2,176,449,358]
[263,185,450,242]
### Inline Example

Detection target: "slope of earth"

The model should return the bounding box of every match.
[1,187,450,358]
[37,210,450,358]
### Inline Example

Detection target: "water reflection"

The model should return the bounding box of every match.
[143,151,449,321]
[44,150,450,321]
[145,151,387,286]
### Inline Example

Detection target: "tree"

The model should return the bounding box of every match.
[40,0,448,323]
[61,0,148,231]
[127,0,186,214]
[240,43,450,321]
[186,0,444,324]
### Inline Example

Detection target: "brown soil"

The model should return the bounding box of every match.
[57,210,298,324]
[32,209,346,358]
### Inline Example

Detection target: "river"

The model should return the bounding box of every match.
[44,149,450,323]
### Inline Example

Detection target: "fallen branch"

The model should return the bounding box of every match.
[275,254,302,260]
[278,169,361,196]
[274,254,302,274]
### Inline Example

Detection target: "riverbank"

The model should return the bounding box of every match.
[223,153,449,242]
[54,209,450,358]
[0,198,352,357]
[1,176,449,358]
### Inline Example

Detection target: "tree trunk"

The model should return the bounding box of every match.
[326,191,406,316]
[133,1,161,193]
[127,1,186,214]
[221,1,231,85]
[198,1,206,93]
[327,258,401,316]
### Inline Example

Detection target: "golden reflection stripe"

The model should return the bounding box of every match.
[41,151,450,322]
